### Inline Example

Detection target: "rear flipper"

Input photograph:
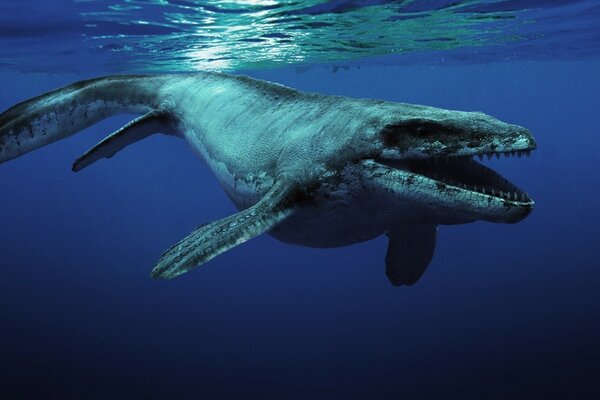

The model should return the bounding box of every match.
[385,225,438,286]
[151,182,296,279]
[72,109,175,172]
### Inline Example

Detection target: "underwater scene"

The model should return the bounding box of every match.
[0,1,599,399]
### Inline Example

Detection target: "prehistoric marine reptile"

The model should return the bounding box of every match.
[0,72,536,285]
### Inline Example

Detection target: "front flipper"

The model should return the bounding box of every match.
[151,182,295,280]
[385,225,438,286]
[72,109,174,172]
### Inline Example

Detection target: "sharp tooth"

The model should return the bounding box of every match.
[482,188,486,194]
[511,151,517,157]
[491,189,495,196]
[478,154,483,161]
[517,150,523,157]
[525,150,531,157]
[504,152,510,158]
[521,192,527,201]
[474,186,477,192]
[487,153,493,160]
[513,192,518,201]
[495,153,500,159]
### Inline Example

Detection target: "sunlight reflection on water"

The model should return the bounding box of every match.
[0,0,598,73]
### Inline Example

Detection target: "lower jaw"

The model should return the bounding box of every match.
[397,176,534,224]
[364,159,535,225]
[377,156,531,204]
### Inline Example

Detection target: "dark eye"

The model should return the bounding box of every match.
[402,121,439,137]
[416,127,430,136]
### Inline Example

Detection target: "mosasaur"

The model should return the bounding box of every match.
[0,72,536,286]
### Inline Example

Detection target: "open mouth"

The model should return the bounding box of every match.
[377,150,534,204]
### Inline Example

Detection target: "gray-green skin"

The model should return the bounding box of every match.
[0,72,536,285]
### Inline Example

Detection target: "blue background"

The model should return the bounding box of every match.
[1,61,599,399]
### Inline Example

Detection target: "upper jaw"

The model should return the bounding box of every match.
[377,109,536,160]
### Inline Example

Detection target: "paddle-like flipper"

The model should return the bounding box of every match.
[385,225,438,286]
[72,109,175,171]
[151,182,296,280]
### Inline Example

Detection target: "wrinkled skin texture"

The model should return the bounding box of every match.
[0,72,536,284]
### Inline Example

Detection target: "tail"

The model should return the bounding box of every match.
[0,75,172,164]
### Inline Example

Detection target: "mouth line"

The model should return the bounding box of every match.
[375,149,534,205]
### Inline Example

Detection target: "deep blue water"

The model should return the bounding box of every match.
[1,1,600,399]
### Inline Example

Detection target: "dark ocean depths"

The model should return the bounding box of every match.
[0,1,599,399]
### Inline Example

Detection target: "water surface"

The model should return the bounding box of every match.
[1,0,598,72]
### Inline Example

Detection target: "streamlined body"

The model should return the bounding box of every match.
[0,72,536,285]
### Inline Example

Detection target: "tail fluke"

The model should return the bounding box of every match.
[0,75,170,164]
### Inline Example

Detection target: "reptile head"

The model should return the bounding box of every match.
[364,104,536,224]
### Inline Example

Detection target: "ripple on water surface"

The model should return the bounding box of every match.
[0,0,598,73]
